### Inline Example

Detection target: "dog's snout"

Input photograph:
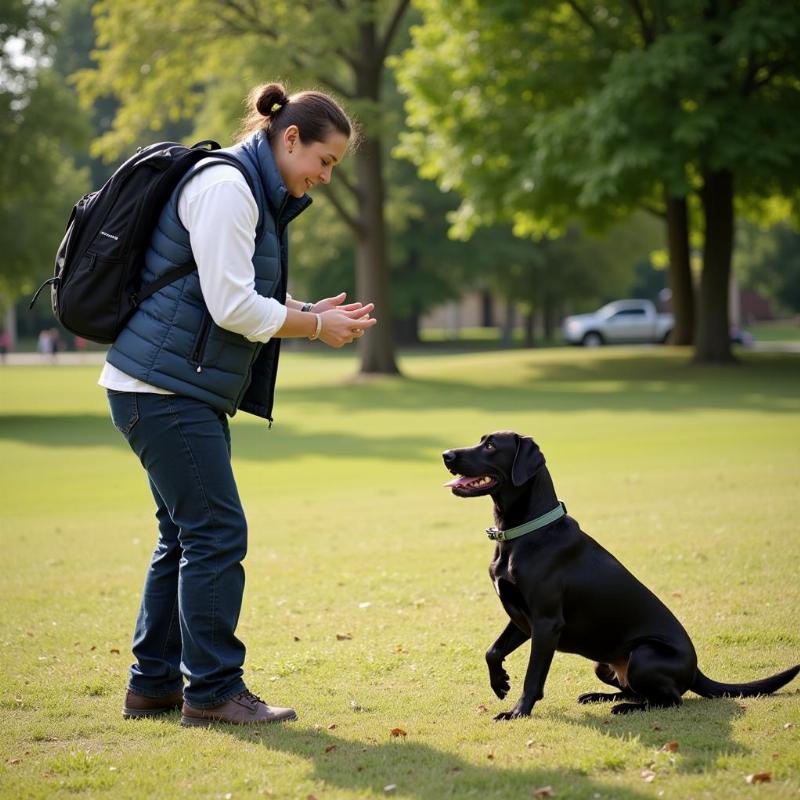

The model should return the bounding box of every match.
[442,450,456,465]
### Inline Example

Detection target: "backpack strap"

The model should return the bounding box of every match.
[132,151,263,308]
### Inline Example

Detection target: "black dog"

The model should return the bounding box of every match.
[442,431,799,720]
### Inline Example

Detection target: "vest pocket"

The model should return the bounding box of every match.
[189,312,213,372]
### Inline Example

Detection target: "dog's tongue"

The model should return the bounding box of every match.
[444,475,475,488]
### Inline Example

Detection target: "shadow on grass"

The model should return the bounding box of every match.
[217,723,652,799]
[551,695,746,774]
[0,414,442,461]
[273,352,800,416]
[206,695,750,798]
[1,352,797,454]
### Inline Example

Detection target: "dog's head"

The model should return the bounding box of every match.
[442,431,546,498]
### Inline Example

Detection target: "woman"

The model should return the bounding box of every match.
[101,83,375,726]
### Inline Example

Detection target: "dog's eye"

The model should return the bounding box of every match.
[484,441,495,451]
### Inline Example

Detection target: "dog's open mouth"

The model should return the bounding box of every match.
[444,474,498,496]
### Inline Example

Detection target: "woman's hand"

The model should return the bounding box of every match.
[318,303,377,348]
[312,292,369,315]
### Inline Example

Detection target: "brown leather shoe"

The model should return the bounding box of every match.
[181,689,297,727]
[123,688,184,719]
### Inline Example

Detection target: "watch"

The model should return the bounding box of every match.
[300,302,313,313]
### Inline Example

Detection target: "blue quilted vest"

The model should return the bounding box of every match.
[107,131,311,421]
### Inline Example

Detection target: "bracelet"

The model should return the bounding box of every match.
[308,313,322,341]
[300,302,313,312]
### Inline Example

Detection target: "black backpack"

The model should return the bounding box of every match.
[31,139,254,344]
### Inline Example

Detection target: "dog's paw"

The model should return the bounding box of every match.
[578,691,619,704]
[610,702,646,715]
[493,706,531,721]
[488,666,510,699]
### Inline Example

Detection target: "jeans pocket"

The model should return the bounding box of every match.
[107,390,140,436]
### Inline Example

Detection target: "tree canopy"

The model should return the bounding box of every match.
[0,0,89,300]
[396,0,800,361]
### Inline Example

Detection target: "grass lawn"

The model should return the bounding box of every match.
[1,346,798,799]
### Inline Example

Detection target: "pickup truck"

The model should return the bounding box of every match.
[562,299,674,346]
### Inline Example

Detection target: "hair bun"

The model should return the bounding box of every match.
[255,82,289,118]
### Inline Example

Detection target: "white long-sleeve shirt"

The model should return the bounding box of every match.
[99,164,288,393]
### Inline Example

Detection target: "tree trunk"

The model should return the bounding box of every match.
[695,169,735,364]
[480,288,494,327]
[354,15,400,375]
[543,295,556,341]
[664,192,694,345]
[523,310,536,348]
[500,299,516,346]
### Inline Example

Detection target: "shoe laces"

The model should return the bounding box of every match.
[238,689,265,707]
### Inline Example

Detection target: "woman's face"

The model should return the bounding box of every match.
[275,125,349,198]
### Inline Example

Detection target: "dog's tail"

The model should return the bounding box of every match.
[691,664,800,698]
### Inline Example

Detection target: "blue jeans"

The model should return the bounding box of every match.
[107,391,248,708]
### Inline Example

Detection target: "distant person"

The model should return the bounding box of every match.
[37,328,58,361]
[0,329,9,362]
[100,82,376,727]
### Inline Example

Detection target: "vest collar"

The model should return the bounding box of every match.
[245,130,312,224]
[485,502,567,542]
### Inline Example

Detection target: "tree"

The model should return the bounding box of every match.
[737,222,800,314]
[395,0,800,363]
[75,0,410,375]
[0,0,89,306]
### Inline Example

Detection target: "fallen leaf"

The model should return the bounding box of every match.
[358,602,371,609]
[390,728,407,738]
[671,591,683,598]
[293,636,301,642]
[90,645,96,651]
[783,722,794,730]
[324,745,337,753]
[350,700,363,712]
[476,704,489,713]
[109,648,120,655]
[526,739,535,748]
[9,758,21,765]
[487,753,494,760]
[327,723,337,730]
[533,787,555,798]
[336,633,352,641]
[384,785,397,794]
[745,772,771,784]
[641,769,656,783]
[651,724,662,731]
[661,741,679,753]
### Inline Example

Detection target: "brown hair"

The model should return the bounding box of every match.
[237,82,355,148]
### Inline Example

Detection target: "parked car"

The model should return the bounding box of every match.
[562,299,674,346]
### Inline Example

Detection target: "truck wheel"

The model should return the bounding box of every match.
[581,331,603,347]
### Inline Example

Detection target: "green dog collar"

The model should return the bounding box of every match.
[486,502,567,542]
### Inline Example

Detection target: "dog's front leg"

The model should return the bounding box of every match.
[486,622,530,699]
[494,617,562,720]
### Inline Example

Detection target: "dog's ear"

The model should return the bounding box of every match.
[511,435,545,487]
